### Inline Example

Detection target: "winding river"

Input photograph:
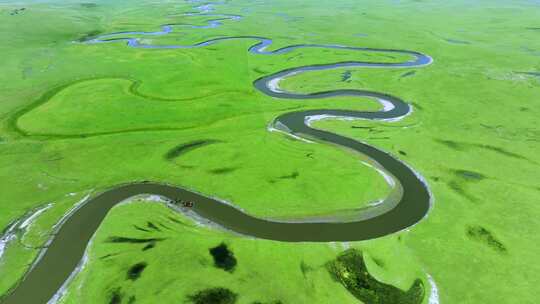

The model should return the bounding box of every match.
[1,1,433,303]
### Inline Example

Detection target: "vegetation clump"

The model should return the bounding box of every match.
[454,169,486,181]
[106,236,165,251]
[81,3,98,8]
[467,226,507,253]
[76,30,102,42]
[447,180,476,202]
[341,70,352,82]
[165,140,218,160]
[436,140,529,161]
[109,288,123,304]
[9,8,26,16]
[400,71,416,78]
[146,221,161,231]
[278,171,299,179]
[326,249,424,304]
[127,262,147,281]
[300,261,313,277]
[188,287,237,304]
[209,167,237,175]
[209,243,237,272]
[106,236,165,244]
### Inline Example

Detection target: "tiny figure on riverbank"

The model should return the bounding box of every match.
[174,199,194,208]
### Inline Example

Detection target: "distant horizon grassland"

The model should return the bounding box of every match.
[1,0,540,303]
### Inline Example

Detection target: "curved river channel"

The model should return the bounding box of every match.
[2,1,433,303]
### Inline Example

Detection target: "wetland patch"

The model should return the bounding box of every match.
[326,249,424,304]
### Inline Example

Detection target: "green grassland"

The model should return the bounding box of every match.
[58,199,426,304]
[1,0,540,303]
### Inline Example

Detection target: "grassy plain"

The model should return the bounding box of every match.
[1,0,540,303]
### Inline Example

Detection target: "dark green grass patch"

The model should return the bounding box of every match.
[445,38,470,45]
[453,169,486,181]
[187,287,238,304]
[326,249,424,304]
[447,169,486,202]
[371,257,385,268]
[146,221,161,231]
[81,3,98,8]
[516,72,540,81]
[447,180,477,202]
[9,8,26,16]
[106,236,165,251]
[477,144,529,161]
[133,225,150,233]
[142,242,156,251]
[209,243,237,272]
[435,140,530,162]
[435,139,466,151]
[253,67,269,74]
[208,167,238,175]
[341,70,352,82]
[300,260,314,278]
[106,236,165,244]
[76,30,102,42]
[127,262,148,281]
[165,140,219,160]
[400,71,416,78]
[99,253,120,260]
[158,222,171,230]
[278,171,299,179]
[109,288,123,304]
[411,102,423,110]
[467,226,507,254]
